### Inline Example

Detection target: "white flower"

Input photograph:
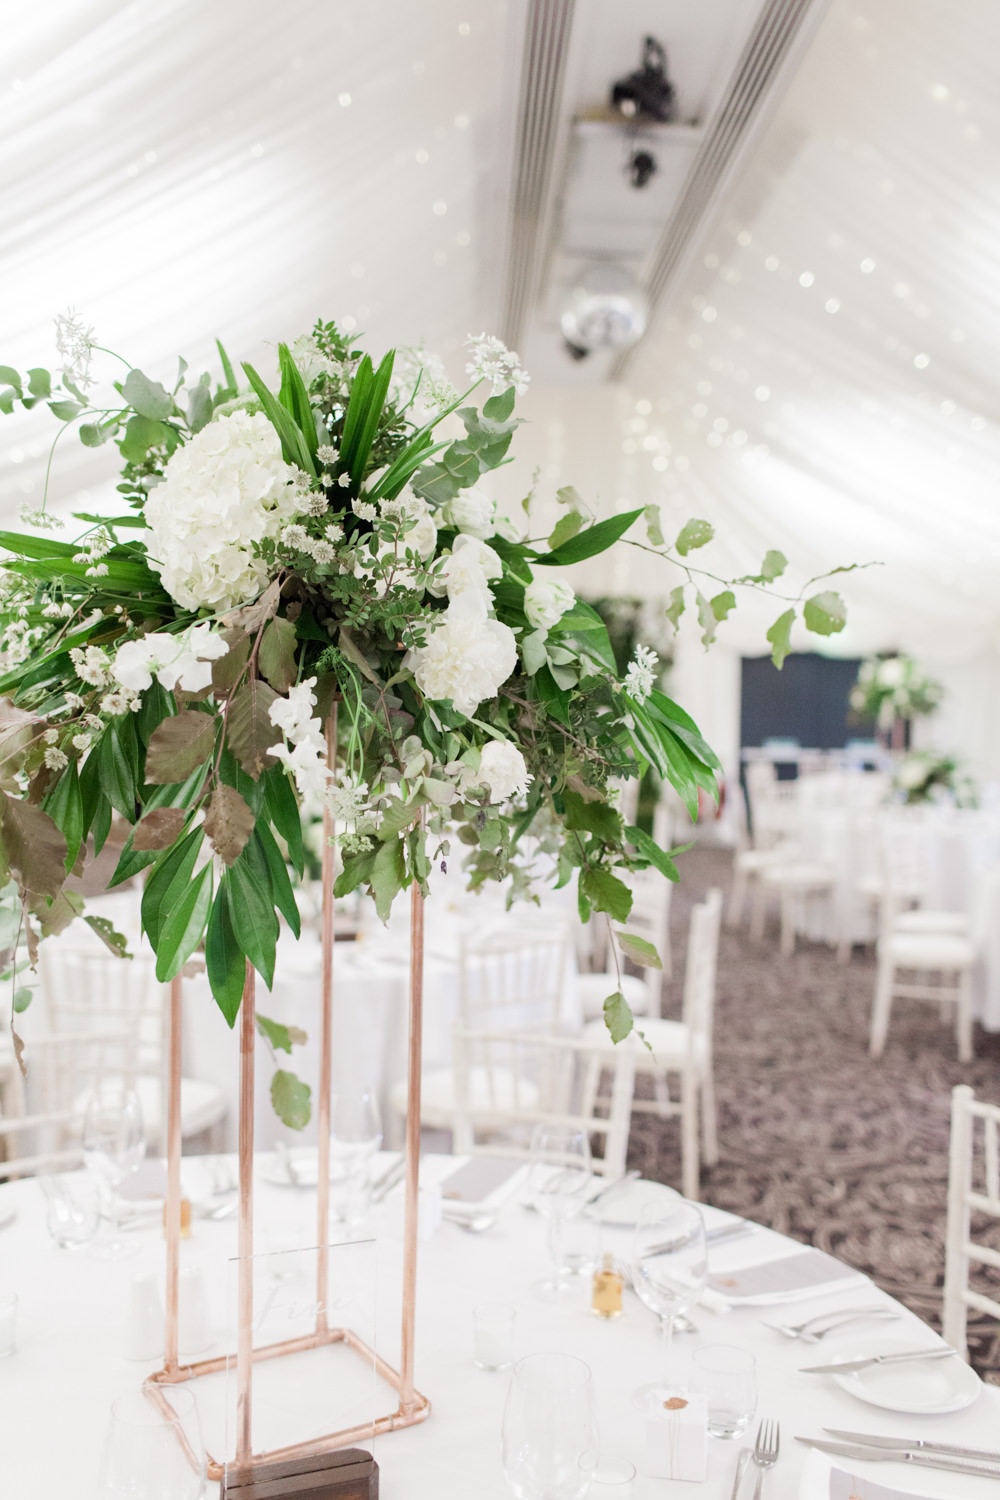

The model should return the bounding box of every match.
[290,335,338,386]
[18,505,63,531]
[42,601,73,619]
[310,539,337,565]
[442,485,495,539]
[624,644,659,702]
[389,345,457,423]
[69,645,112,687]
[877,658,906,689]
[897,757,927,790]
[352,498,378,522]
[477,740,531,802]
[317,444,339,465]
[112,624,229,695]
[430,534,503,600]
[493,510,525,543]
[524,576,575,634]
[394,489,437,560]
[267,678,333,800]
[44,746,68,771]
[101,691,140,716]
[326,776,372,827]
[268,678,319,740]
[408,590,517,716]
[71,733,93,753]
[54,308,96,391]
[465,333,530,396]
[144,410,306,611]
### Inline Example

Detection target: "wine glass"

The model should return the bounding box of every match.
[98,1385,205,1499]
[630,1200,707,1409]
[39,1173,99,1250]
[329,1087,382,1230]
[525,1124,593,1296]
[81,1089,146,1260]
[501,1352,599,1500]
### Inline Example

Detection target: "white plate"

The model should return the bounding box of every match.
[811,1336,982,1415]
[800,1444,991,1498]
[583,1178,681,1226]
[0,1199,16,1230]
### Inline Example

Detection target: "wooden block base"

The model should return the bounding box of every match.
[221,1448,378,1500]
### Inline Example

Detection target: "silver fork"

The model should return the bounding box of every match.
[760,1306,899,1343]
[750,1418,779,1500]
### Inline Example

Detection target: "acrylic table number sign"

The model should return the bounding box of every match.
[644,1391,708,1482]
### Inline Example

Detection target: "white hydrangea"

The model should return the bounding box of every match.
[442,485,496,539]
[144,411,306,611]
[430,534,503,601]
[113,623,230,695]
[524,576,575,634]
[896,756,927,791]
[408,590,517,716]
[477,739,532,802]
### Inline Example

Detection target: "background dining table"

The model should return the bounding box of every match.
[1,1153,998,1498]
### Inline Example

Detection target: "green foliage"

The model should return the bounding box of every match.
[675,518,714,556]
[271,1069,312,1130]
[766,608,796,669]
[603,989,634,1044]
[803,590,847,636]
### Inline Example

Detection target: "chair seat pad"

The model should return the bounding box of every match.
[763,862,835,890]
[880,932,977,968]
[74,1076,226,1140]
[577,972,650,1020]
[581,1017,707,1072]
[894,909,969,935]
[389,1067,541,1127]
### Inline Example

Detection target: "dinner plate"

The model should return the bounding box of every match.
[800,1444,991,1498]
[0,1199,17,1230]
[583,1177,680,1226]
[811,1336,982,1415]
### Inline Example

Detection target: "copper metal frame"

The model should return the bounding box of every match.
[148,715,430,1480]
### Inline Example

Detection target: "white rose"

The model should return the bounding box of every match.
[493,510,525,543]
[877,658,906,688]
[443,485,496,539]
[477,739,531,801]
[897,758,927,790]
[398,490,438,561]
[429,534,504,600]
[524,576,575,634]
[408,590,517,716]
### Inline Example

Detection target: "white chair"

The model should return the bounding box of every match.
[451,1029,635,1179]
[942,1085,1000,1356]
[388,923,571,1140]
[0,1029,136,1178]
[582,888,723,1200]
[38,942,227,1150]
[577,864,673,1022]
[754,858,838,956]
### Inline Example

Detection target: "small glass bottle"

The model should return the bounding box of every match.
[592,1252,623,1319]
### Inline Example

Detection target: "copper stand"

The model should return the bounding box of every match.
[149,725,431,1481]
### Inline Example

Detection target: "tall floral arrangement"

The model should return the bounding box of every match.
[850,654,942,730]
[893,750,976,808]
[0,315,848,1097]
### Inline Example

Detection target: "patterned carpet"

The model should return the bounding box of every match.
[625,845,1000,1380]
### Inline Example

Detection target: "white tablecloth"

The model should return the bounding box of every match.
[2,1157,998,1498]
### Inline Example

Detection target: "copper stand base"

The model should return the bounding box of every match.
[148,1329,430,1483]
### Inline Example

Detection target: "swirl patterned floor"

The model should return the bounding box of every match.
[625,846,1000,1380]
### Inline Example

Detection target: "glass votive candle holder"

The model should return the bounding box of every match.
[0,1293,18,1358]
[473,1301,515,1371]
[689,1344,757,1439]
[589,1454,637,1497]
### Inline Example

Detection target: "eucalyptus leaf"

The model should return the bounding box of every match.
[675,518,714,556]
[271,1069,311,1131]
[803,590,847,636]
[122,368,173,420]
[665,586,685,629]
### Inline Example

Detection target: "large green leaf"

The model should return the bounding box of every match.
[340,350,396,486]
[271,1069,311,1130]
[603,989,635,1044]
[96,723,139,817]
[227,851,279,989]
[535,509,644,567]
[141,825,205,949]
[263,766,305,877]
[803,591,847,636]
[241,361,316,476]
[562,789,622,843]
[253,823,300,939]
[580,866,633,923]
[277,343,319,457]
[625,824,680,882]
[122,369,173,420]
[154,861,212,983]
[370,836,406,921]
[42,763,83,870]
[205,884,247,1026]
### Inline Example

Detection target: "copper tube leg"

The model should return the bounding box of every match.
[164,975,183,1374]
[316,705,338,1334]
[400,880,425,1414]
[237,963,256,1463]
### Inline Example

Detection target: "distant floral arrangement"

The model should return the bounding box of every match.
[893,749,976,807]
[0,312,848,1118]
[850,654,942,729]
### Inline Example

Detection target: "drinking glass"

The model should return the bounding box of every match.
[329,1087,382,1229]
[525,1124,593,1296]
[690,1344,757,1438]
[98,1385,205,1499]
[39,1173,99,1250]
[81,1089,146,1260]
[501,1352,598,1500]
[630,1200,707,1409]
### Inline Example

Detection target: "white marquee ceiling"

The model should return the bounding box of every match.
[2,0,999,665]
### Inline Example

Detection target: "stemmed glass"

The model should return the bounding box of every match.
[98,1385,205,1499]
[329,1087,382,1230]
[39,1173,99,1250]
[525,1124,593,1296]
[630,1200,708,1409]
[81,1089,146,1260]
[501,1353,598,1500]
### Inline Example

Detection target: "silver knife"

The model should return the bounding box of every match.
[796,1437,1000,1480]
[582,1169,641,1210]
[800,1347,957,1375]
[370,1157,406,1203]
[824,1429,1000,1463]
[729,1447,751,1500]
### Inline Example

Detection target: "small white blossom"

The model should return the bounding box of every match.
[70,645,113,687]
[310,539,337,565]
[64,692,85,710]
[280,523,312,551]
[72,733,93,753]
[42,601,73,619]
[83,714,103,731]
[465,332,530,396]
[352,498,378,522]
[317,444,339,464]
[302,490,329,517]
[43,728,59,745]
[326,777,372,826]
[337,473,352,489]
[325,521,344,542]
[624,644,658,702]
[112,623,230,695]
[86,562,109,577]
[18,505,63,531]
[43,746,68,771]
[54,308,96,391]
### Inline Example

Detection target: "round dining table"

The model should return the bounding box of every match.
[1,1154,997,1498]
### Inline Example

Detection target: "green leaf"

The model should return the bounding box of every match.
[675,518,714,556]
[625,824,680,881]
[562,789,622,843]
[42,762,83,871]
[520,630,547,676]
[537,509,644,567]
[227,851,279,989]
[0,365,22,391]
[216,339,238,396]
[482,386,517,421]
[548,512,582,550]
[12,987,33,1014]
[371,836,406,921]
[340,350,396,486]
[644,505,664,547]
[241,361,316,475]
[645,691,722,771]
[154,860,212,983]
[227,679,279,780]
[760,549,787,582]
[36,888,84,938]
[205,885,246,1026]
[258,616,298,693]
[79,422,110,448]
[333,848,376,898]
[277,343,319,456]
[48,400,83,421]
[803,590,847,637]
[186,382,213,433]
[256,1014,307,1054]
[0,793,67,898]
[27,367,52,398]
[603,989,634,1044]
[766,608,796,670]
[141,825,205,950]
[555,485,582,508]
[615,930,662,969]
[263,766,305,878]
[144,710,216,785]
[120,414,168,464]
[122,369,173,420]
[204,783,255,866]
[84,914,131,958]
[697,589,735,646]
[665,586,685,629]
[271,1069,312,1131]
[580,866,633,923]
[253,822,300,939]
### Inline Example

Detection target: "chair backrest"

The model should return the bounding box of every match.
[450,1027,635,1178]
[877,814,933,932]
[943,1084,1000,1355]
[457,923,570,1031]
[745,763,799,848]
[682,888,723,1053]
[38,942,165,1076]
[607,865,672,1016]
[0,1028,137,1178]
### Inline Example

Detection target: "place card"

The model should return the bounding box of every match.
[829,1467,914,1500]
[708,1247,863,1303]
[438,1156,527,1206]
[644,1390,708,1481]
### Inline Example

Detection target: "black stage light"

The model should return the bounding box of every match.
[610,37,676,124]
